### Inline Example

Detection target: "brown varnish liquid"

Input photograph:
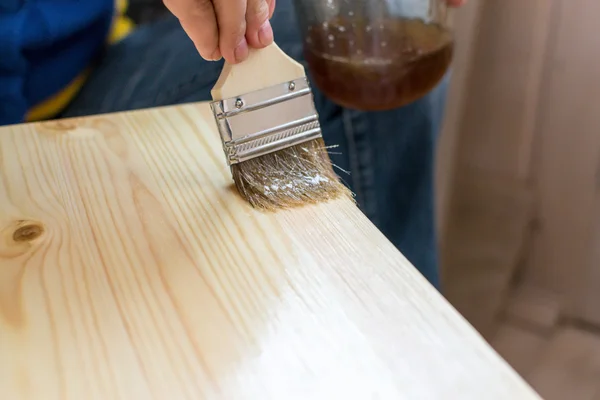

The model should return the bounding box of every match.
[304,17,454,111]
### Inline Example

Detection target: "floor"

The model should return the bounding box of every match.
[490,286,600,400]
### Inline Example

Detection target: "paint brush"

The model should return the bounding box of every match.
[209,42,351,211]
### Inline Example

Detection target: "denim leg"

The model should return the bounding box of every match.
[62,2,447,289]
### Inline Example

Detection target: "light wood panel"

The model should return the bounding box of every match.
[0,104,540,399]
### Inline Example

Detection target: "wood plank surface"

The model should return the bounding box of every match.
[0,103,540,399]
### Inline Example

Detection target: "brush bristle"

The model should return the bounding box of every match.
[231,138,353,211]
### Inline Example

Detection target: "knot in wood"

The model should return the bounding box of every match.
[13,223,44,242]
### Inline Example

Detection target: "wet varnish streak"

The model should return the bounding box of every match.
[0,103,540,399]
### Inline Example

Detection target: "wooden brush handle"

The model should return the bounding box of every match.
[210,42,306,101]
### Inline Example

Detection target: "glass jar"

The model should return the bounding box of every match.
[292,0,454,111]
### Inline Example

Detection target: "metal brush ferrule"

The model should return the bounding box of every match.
[209,77,323,165]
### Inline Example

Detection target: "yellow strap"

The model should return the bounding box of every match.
[24,68,92,121]
[109,15,135,43]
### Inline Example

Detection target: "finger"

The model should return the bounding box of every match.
[447,0,466,6]
[245,0,273,48]
[266,0,276,19]
[163,0,221,61]
[212,0,248,64]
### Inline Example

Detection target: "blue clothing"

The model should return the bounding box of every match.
[60,2,448,288]
[0,0,115,125]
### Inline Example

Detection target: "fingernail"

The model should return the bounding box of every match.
[234,39,249,62]
[258,20,274,46]
[209,48,222,61]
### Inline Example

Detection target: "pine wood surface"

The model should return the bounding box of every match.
[0,103,540,399]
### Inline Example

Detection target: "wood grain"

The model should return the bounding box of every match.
[0,103,540,399]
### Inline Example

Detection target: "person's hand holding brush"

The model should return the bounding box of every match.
[163,0,276,64]
[164,0,467,65]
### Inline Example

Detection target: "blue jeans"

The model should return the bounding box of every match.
[62,2,449,289]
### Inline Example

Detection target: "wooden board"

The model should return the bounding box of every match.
[0,103,540,399]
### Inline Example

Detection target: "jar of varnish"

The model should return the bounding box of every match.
[292,0,454,111]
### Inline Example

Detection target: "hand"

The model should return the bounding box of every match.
[163,0,276,64]
[447,0,467,6]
